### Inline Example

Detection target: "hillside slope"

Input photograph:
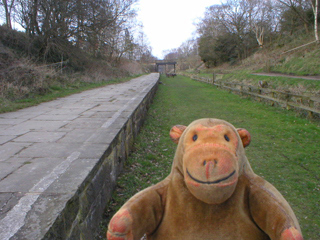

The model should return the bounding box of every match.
[201,32,316,75]
[0,27,145,110]
[193,33,320,94]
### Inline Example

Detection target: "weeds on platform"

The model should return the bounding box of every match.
[99,75,319,239]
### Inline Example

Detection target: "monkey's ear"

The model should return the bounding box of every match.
[170,125,187,144]
[237,128,251,148]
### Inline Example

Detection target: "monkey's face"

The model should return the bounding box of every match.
[181,124,240,204]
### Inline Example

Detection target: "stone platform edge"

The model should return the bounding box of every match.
[43,75,160,239]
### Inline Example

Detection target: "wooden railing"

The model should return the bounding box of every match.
[187,74,320,119]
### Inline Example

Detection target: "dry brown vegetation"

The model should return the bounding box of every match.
[0,26,147,103]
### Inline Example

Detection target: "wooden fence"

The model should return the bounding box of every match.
[188,74,320,119]
[35,60,69,73]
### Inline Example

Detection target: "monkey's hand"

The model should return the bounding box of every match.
[107,209,133,240]
[280,227,303,240]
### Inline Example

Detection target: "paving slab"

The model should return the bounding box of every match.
[0,73,160,239]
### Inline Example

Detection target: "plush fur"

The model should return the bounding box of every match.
[107,118,303,240]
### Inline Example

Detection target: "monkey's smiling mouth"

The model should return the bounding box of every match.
[186,169,236,184]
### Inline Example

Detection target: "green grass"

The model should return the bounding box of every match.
[271,48,320,76]
[221,70,320,92]
[183,69,320,93]
[99,75,319,239]
[0,75,141,114]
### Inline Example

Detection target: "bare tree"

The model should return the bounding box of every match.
[133,29,155,62]
[277,0,311,33]
[254,24,264,47]
[1,0,15,28]
[309,0,319,42]
[196,0,278,66]
[1,0,153,65]
[247,0,276,48]
[15,0,41,35]
[12,0,138,61]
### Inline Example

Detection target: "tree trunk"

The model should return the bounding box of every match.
[304,22,309,33]
[31,0,40,36]
[309,0,319,42]
[254,24,264,48]
[315,0,319,42]
[2,0,12,28]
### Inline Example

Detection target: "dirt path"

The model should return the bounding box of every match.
[252,72,320,81]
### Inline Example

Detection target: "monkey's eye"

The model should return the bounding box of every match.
[192,134,198,141]
[224,134,230,142]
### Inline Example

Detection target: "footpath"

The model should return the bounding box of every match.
[0,73,160,239]
[251,72,320,81]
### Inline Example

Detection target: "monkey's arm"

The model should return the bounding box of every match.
[248,175,303,240]
[107,179,168,240]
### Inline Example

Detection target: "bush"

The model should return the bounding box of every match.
[0,25,31,54]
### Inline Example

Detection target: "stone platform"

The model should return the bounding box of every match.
[0,73,160,239]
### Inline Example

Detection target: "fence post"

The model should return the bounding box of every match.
[61,54,63,74]
[309,99,314,108]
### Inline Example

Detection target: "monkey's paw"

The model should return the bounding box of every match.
[107,209,133,240]
[280,227,303,240]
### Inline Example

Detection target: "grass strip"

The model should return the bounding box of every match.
[186,70,320,92]
[223,71,320,91]
[98,75,319,239]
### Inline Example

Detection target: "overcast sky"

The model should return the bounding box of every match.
[136,0,220,59]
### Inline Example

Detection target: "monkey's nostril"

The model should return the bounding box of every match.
[203,161,207,166]
[214,159,218,165]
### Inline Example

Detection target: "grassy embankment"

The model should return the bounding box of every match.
[226,72,320,98]
[192,70,320,95]
[99,74,319,239]
[187,34,320,95]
